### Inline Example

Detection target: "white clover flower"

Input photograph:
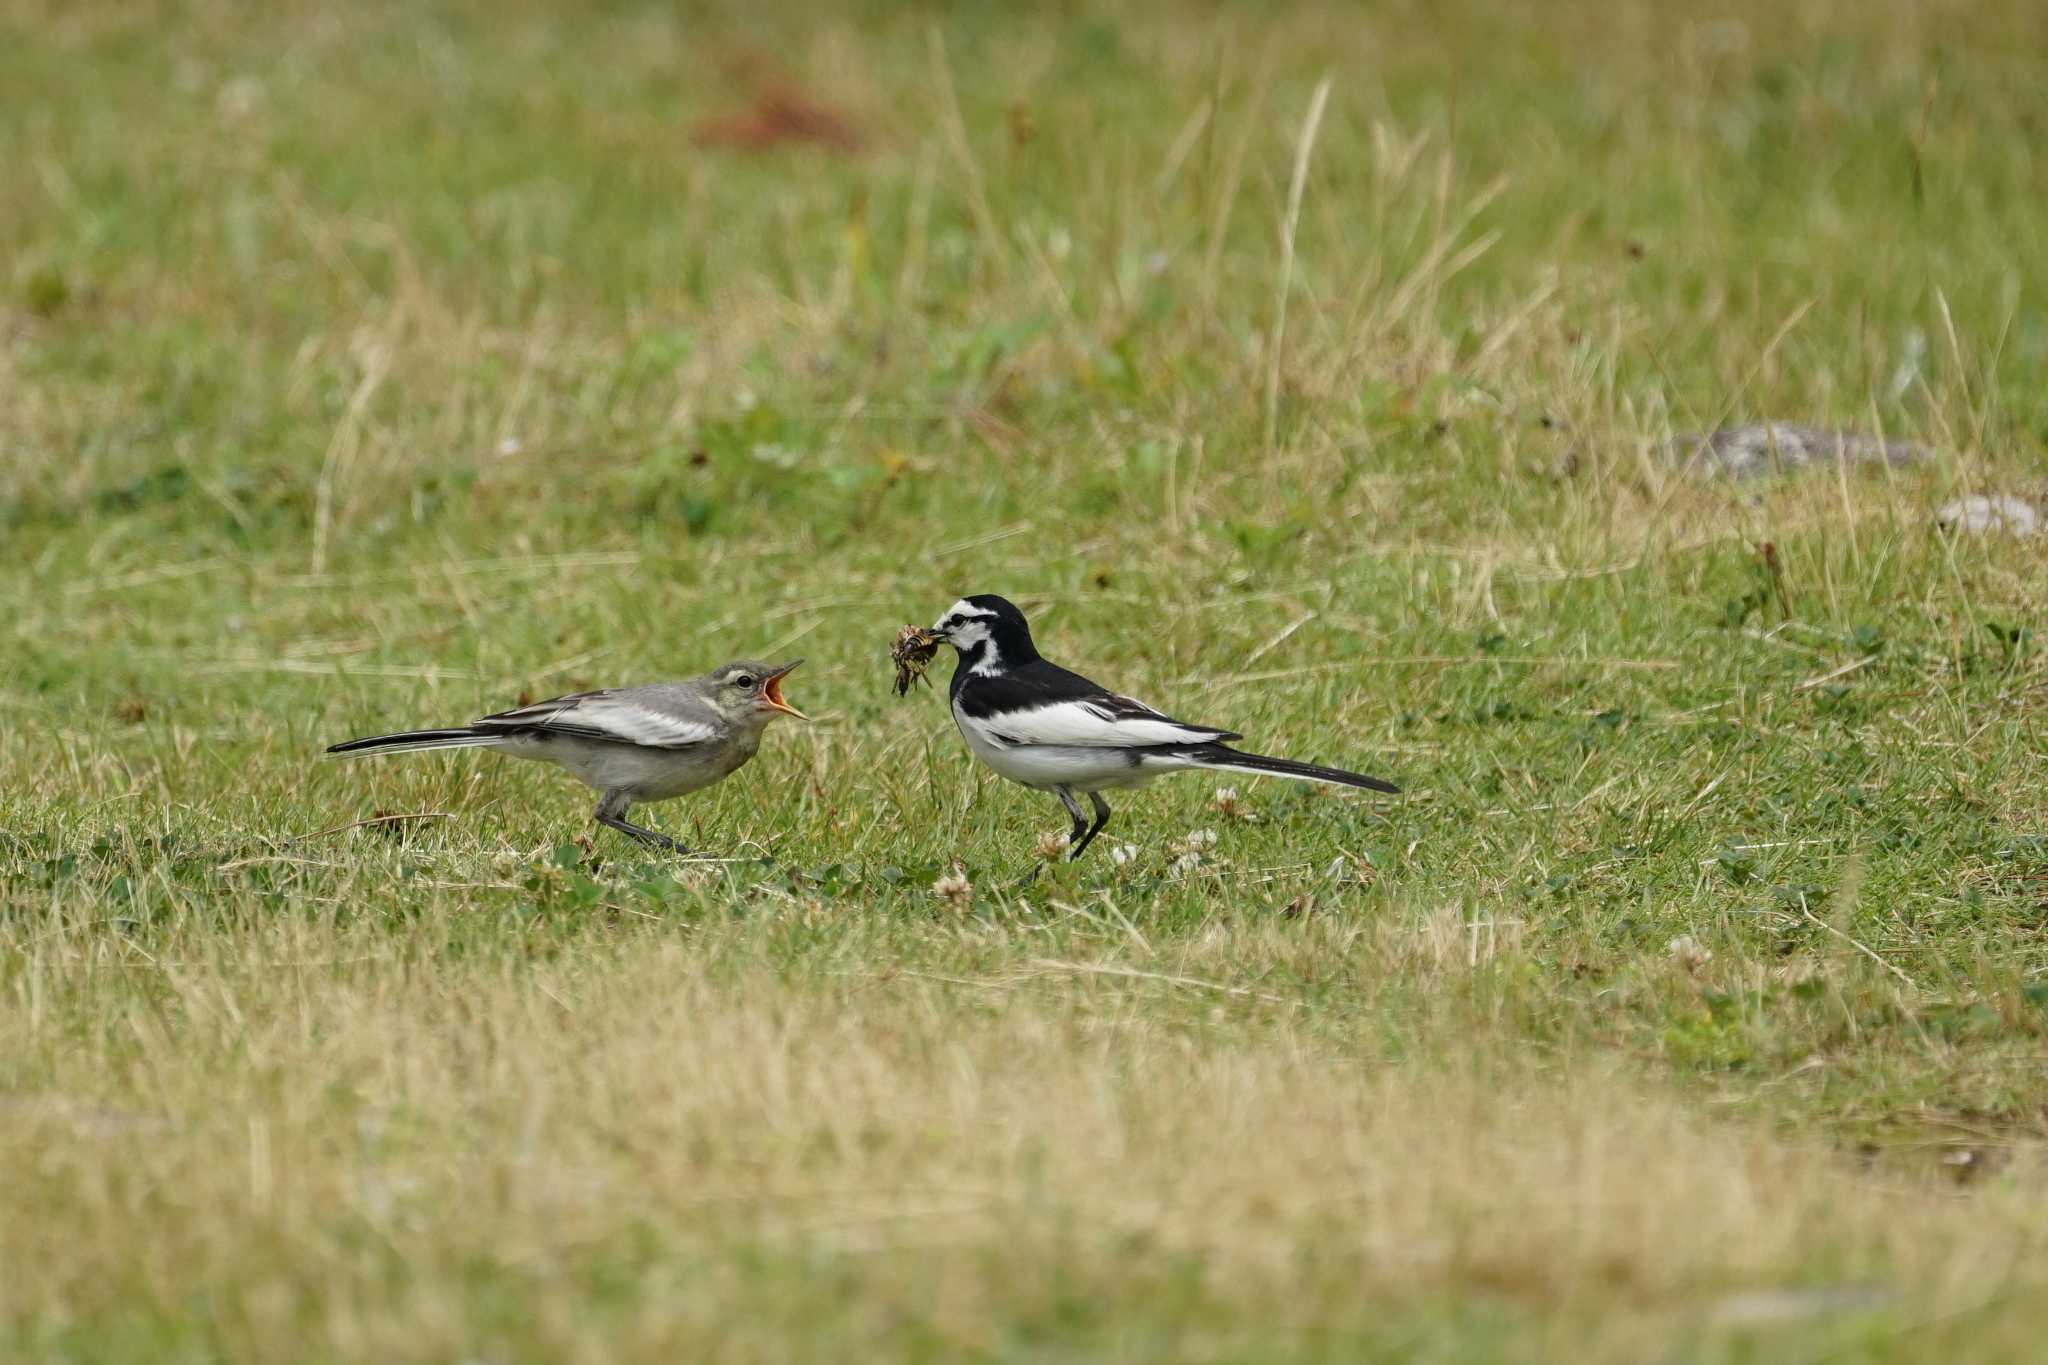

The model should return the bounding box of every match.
[1036,830,1069,862]
[1211,788,1256,822]
[932,868,973,910]
[1666,935,1713,974]
[1108,843,1140,868]
[1165,830,1219,872]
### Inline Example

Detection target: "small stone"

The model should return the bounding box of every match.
[1935,494,2040,537]
[216,75,266,121]
[1710,1285,1893,1327]
[1667,423,1929,481]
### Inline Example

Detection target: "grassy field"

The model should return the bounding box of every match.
[7,0,2048,1358]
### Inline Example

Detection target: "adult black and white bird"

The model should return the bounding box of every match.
[921,596,1396,862]
[326,660,806,852]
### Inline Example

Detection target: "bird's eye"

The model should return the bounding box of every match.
[734,674,756,689]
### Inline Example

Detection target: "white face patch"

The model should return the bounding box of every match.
[933,600,1002,670]
[933,598,983,629]
[934,600,995,637]
[954,620,998,664]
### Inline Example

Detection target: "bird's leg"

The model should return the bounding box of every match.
[594,793,694,856]
[1055,786,1091,848]
[1069,791,1113,862]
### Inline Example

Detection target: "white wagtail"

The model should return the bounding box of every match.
[922,596,1397,862]
[326,660,806,853]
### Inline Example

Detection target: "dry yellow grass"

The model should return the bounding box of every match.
[5,909,2045,1359]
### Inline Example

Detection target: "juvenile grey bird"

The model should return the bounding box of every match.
[923,596,1396,862]
[326,660,806,852]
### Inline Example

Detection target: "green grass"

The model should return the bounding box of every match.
[6,0,2048,1358]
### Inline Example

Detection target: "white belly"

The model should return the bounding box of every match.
[953,702,1159,792]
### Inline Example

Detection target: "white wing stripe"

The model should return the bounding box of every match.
[967,698,1226,749]
[560,698,716,747]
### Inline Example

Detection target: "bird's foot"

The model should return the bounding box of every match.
[598,815,696,857]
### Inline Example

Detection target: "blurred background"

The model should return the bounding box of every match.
[8,0,2042,559]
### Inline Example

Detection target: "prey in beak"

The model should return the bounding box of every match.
[761,660,807,720]
[890,626,943,696]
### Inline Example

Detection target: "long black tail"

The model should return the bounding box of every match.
[1187,745,1398,794]
[326,729,504,758]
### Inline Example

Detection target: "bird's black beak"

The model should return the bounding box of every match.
[762,660,807,720]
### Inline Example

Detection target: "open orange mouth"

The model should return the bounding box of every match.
[763,661,807,720]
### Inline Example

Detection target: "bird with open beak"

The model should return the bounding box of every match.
[327,659,807,853]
